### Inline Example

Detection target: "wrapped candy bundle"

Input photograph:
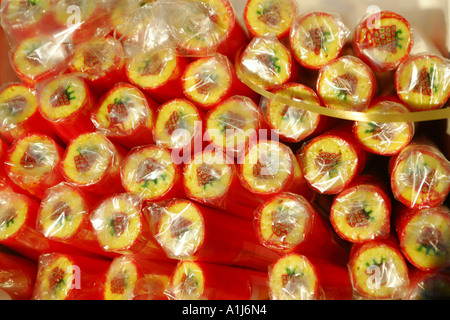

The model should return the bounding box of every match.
[92,82,157,149]
[0,251,37,300]
[169,260,269,300]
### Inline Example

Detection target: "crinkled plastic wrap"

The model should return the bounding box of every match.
[103,255,174,300]
[237,35,297,90]
[330,175,391,244]
[297,124,366,195]
[90,193,165,258]
[0,83,58,144]
[0,251,37,300]
[32,252,110,300]
[348,238,410,300]
[146,198,280,270]
[259,82,330,143]
[267,253,352,300]
[395,53,450,111]
[395,205,450,271]
[1,0,113,85]
[353,10,414,72]
[243,0,297,39]
[182,54,258,111]
[35,182,113,258]
[352,97,415,156]
[289,11,350,70]
[254,192,349,265]
[4,133,64,199]
[316,55,376,112]
[68,35,127,95]
[92,82,157,149]
[205,95,264,157]
[168,260,269,300]
[120,144,184,202]
[61,132,127,196]
[406,269,450,300]
[154,98,204,153]
[36,74,96,144]
[389,143,450,209]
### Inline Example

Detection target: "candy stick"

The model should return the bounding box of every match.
[90,193,168,260]
[0,83,58,144]
[36,182,116,259]
[103,255,175,300]
[395,54,450,111]
[317,55,376,112]
[330,175,391,244]
[348,238,410,300]
[32,252,111,300]
[395,205,450,271]
[204,95,265,158]
[69,36,126,96]
[0,191,88,261]
[182,148,259,219]
[169,260,269,300]
[153,98,204,154]
[61,132,127,196]
[5,133,64,199]
[244,0,297,40]
[181,54,258,111]
[238,35,298,90]
[406,269,450,300]
[10,35,71,86]
[170,0,249,60]
[297,124,367,195]
[0,251,37,300]
[126,48,190,104]
[353,11,414,72]
[255,192,349,265]
[290,12,349,70]
[389,143,450,209]
[238,139,313,202]
[92,82,157,149]
[352,97,415,156]
[147,198,281,270]
[37,74,96,144]
[120,145,184,202]
[260,83,333,144]
[268,253,352,300]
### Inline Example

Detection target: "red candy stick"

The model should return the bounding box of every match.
[0,251,37,300]
[32,252,111,300]
[5,133,65,199]
[406,268,450,300]
[103,255,175,300]
[37,74,96,144]
[147,199,281,271]
[169,260,269,300]
[268,253,352,300]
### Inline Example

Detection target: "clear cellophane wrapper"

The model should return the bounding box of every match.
[0,0,114,85]
[289,11,350,70]
[395,53,450,111]
[330,175,391,244]
[348,238,410,300]
[389,142,450,209]
[352,97,415,156]
[91,82,157,149]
